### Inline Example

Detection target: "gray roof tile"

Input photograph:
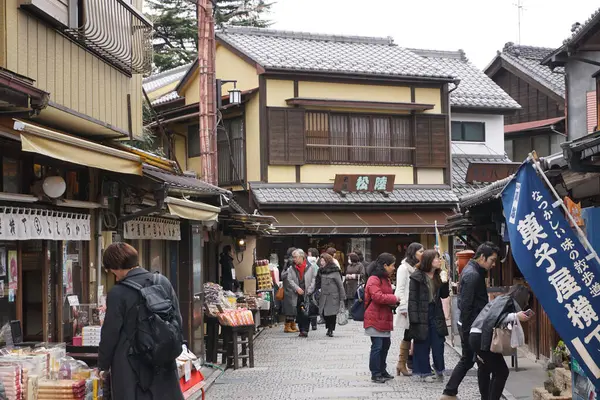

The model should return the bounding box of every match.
[142,63,193,93]
[251,184,458,206]
[411,49,520,110]
[566,8,600,47]
[151,91,183,106]
[500,43,565,99]
[216,28,455,80]
[451,153,512,196]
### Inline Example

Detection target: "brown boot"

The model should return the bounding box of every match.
[284,322,295,333]
[290,322,300,332]
[396,340,412,376]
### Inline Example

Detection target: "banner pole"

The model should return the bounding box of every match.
[527,154,600,266]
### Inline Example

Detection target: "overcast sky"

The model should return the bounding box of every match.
[268,0,599,69]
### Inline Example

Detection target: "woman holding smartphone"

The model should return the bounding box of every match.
[469,284,533,400]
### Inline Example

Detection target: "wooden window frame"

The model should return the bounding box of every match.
[304,111,414,166]
[451,121,486,142]
[217,116,246,186]
[187,124,201,158]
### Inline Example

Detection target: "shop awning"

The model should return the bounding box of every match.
[165,197,220,222]
[13,120,142,175]
[266,210,453,235]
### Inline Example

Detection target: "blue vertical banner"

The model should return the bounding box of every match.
[502,162,600,390]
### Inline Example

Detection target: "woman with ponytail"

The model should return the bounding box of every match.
[364,253,402,383]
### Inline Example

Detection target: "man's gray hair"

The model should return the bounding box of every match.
[292,249,306,259]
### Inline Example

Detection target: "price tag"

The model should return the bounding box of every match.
[67,295,80,306]
[184,361,191,382]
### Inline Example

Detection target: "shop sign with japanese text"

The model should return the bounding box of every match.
[0,208,91,241]
[333,174,395,193]
[502,162,600,390]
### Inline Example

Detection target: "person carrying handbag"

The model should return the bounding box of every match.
[468,284,532,400]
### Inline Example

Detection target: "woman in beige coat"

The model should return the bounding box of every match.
[395,242,424,376]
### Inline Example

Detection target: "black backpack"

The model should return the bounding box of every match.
[120,273,183,368]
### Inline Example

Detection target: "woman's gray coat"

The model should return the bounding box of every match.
[98,268,184,400]
[316,263,345,317]
[281,261,317,317]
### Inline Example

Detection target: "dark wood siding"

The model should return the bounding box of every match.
[493,69,564,125]
[267,108,306,165]
[415,115,448,168]
[217,117,245,186]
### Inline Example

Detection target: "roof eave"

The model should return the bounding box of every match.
[254,201,458,210]
[263,67,455,84]
[451,105,521,115]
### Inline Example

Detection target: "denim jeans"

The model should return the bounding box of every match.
[369,336,391,378]
[413,303,445,376]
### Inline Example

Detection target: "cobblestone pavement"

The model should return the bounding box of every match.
[207,320,483,400]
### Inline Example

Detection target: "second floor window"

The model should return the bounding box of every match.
[305,112,413,165]
[217,118,245,186]
[188,125,201,158]
[451,121,485,142]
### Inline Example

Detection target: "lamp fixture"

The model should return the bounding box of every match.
[42,175,66,198]
[228,85,242,105]
[234,237,246,253]
[216,79,241,108]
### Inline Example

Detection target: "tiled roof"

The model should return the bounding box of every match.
[498,43,565,99]
[216,27,455,80]
[566,8,600,47]
[251,184,458,206]
[411,49,520,110]
[452,153,512,196]
[143,165,231,196]
[459,175,514,209]
[142,63,193,93]
[151,91,183,106]
[504,116,565,134]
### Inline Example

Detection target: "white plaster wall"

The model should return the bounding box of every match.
[451,113,505,156]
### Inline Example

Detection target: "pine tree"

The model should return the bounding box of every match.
[146,0,273,72]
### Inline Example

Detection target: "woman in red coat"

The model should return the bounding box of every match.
[364,253,402,383]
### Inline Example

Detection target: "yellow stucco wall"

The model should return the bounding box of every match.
[174,134,187,171]
[245,96,261,182]
[416,168,445,184]
[299,165,414,184]
[266,79,294,107]
[268,166,297,183]
[298,81,412,103]
[187,157,202,177]
[415,88,442,114]
[3,2,142,137]
[148,81,179,101]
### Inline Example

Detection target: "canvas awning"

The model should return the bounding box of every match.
[13,120,142,175]
[266,210,452,235]
[164,197,220,222]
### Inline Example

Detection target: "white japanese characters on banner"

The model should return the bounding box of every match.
[124,217,181,241]
[0,208,91,241]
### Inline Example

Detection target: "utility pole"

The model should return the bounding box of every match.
[198,0,217,186]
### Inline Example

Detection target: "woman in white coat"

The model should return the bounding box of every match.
[395,242,424,376]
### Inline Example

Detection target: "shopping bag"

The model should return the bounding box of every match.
[511,318,525,348]
[337,306,349,326]
[275,286,284,301]
[490,323,514,356]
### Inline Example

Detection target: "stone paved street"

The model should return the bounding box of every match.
[207,320,483,400]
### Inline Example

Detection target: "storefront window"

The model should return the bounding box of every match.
[62,241,84,342]
[2,157,20,193]
[149,240,166,276]
[0,243,17,329]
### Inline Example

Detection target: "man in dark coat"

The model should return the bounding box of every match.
[441,242,499,400]
[219,245,235,291]
[99,243,184,400]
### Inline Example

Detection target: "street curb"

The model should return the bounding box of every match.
[445,340,518,400]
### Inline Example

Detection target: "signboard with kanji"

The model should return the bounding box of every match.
[333,174,395,193]
[502,162,600,390]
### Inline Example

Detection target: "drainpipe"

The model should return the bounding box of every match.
[448,79,461,94]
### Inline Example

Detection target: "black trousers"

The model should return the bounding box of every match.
[324,315,337,332]
[443,326,475,396]
[470,333,509,400]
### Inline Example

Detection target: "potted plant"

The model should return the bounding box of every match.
[552,341,570,369]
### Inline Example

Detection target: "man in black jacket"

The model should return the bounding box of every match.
[441,242,499,400]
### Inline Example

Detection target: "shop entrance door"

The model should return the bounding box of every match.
[21,241,45,342]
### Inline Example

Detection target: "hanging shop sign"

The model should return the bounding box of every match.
[333,174,395,193]
[0,208,91,241]
[124,216,181,241]
[502,162,600,390]
[565,197,585,228]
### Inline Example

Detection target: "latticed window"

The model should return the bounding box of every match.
[217,117,245,186]
[305,112,413,165]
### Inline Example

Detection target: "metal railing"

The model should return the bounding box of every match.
[63,0,153,75]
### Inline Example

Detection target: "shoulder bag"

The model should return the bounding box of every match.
[490,322,514,356]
